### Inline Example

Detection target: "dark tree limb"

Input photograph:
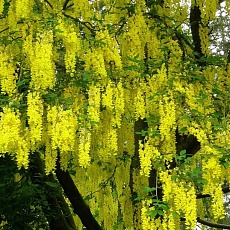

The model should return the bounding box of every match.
[63,0,70,10]
[62,13,96,35]
[196,186,230,199]
[190,2,209,67]
[30,152,75,230]
[55,155,102,230]
[57,191,77,230]
[197,217,230,229]
[190,4,203,58]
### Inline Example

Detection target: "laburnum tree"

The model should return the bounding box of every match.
[1,0,230,229]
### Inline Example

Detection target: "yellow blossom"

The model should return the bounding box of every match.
[27,91,43,149]
[31,31,55,90]
[79,128,91,167]
[88,84,101,123]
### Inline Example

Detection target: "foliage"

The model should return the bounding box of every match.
[0,0,230,230]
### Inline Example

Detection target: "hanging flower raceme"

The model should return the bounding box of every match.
[0,50,17,95]
[31,31,55,90]
[27,91,43,149]
[47,106,77,153]
[78,128,91,168]
[87,84,101,124]
[15,0,32,19]
[0,107,29,169]
[159,94,176,161]
[56,19,81,75]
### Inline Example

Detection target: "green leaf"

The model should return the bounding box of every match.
[157,210,164,216]
[135,130,148,136]
[142,186,156,193]
[45,182,58,188]
[172,211,180,218]
[148,210,158,218]
[69,170,76,176]
[134,194,143,201]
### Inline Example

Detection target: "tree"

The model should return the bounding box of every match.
[0,0,230,229]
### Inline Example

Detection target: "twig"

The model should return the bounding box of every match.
[62,12,95,35]
[62,0,70,10]
[0,27,9,33]
[44,0,53,9]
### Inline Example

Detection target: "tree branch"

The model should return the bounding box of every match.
[34,0,43,11]
[62,13,96,35]
[63,0,70,10]
[197,217,230,229]
[196,186,230,199]
[29,152,74,230]
[44,0,53,9]
[55,155,102,230]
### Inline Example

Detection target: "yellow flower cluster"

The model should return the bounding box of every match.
[78,128,91,167]
[23,31,33,64]
[16,138,30,169]
[56,19,81,74]
[127,12,147,59]
[162,211,176,230]
[47,106,77,153]
[202,156,225,220]
[0,0,4,15]
[198,0,218,21]
[112,82,125,127]
[173,182,197,229]
[141,200,152,230]
[211,186,225,220]
[96,29,122,69]
[184,186,197,229]
[87,84,101,123]
[188,123,208,146]
[139,140,160,177]
[199,25,210,56]
[0,108,29,169]
[107,127,118,155]
[8,5,17,31]
[0,51,17,95]
[159,171,172,202]
[45,139,57,175]
[15,0,32,19]
[167,40,183,74]
[135,86,146,120]
[102,80,113,110]
[27,91,43,149]
[0,108,21,153]
[159,95,176,160]
[73,0,93,20]
[84,49,107,80]
[146,30,163,61]
[102,81,125,127]
[31,31,55,90]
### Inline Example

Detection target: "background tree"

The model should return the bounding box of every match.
[0,0,230,229]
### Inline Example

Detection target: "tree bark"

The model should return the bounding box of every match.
[56,155,102,230]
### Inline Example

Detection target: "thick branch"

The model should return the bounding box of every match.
[197,217,230,229]
[30,153,74,230]
[196,186,230,199]
[190,4,204,60]
[57,192,77,229]
[56,156,102,230]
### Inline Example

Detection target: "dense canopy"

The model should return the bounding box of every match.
[0,0,230,229]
